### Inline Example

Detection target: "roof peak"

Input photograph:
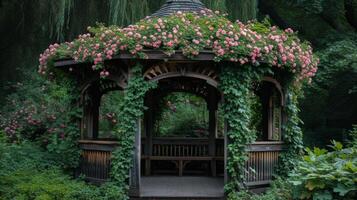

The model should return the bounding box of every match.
[151,0,207,17]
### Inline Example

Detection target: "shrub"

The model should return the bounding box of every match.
[289,141,357,200]
[0,169,97,200]
[0,70,81,169]
[0,140,125,200]
[227,178,293,200]
[0,141,57,177]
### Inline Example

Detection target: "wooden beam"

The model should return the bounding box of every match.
[54,50,217,68]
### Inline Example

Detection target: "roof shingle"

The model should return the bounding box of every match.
[151,0,207,17]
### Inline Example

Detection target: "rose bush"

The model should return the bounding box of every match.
[38,10,318,82]
[0,70,81,168]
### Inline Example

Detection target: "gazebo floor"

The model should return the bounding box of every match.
[138,176,224,199]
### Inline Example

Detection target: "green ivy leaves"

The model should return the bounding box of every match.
[220,65,259,193]
[110,63,156,198]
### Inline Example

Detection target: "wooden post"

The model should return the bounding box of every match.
[208,108,217,176]
[92,98,100,139]
[144,92,154,176]
[208,86,217,176]
[129,118,141,197]
[85,91,100,139]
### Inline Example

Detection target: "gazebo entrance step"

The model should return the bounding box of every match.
[138,176,225,199]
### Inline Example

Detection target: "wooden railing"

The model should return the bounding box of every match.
[78,140,117,183]
[245,141,284,186]
[78,139,284,186]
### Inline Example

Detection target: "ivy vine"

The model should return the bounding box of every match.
[110,63,156,198]
[278,83,304,175]
[220,65,258,192]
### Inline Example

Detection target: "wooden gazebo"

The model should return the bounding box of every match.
[62,51,284,198]
[42,0,317,199]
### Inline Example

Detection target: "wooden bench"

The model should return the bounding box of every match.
[142,155,223,176]
[142,138,225,176]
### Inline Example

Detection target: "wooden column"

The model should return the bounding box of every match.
[208,108,217,176]
[84,89,100,139]
[92,98,100,139]
[144,92,154,176]
[129,118,141,197]
[208,86,218,176]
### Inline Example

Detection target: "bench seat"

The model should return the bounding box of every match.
[142,155,224,176]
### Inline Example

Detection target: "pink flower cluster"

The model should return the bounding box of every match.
[38,9,318,81]
[1,94,70,142]
[38,43,60,75]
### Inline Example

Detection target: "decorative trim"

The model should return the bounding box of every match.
[144,62,219,87]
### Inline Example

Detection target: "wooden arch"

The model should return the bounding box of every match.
[151,78,217,104]
[261,77,284,106]
[143,62,219,88]
[80,69,128,98]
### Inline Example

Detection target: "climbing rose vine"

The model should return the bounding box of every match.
[39,10,318,81]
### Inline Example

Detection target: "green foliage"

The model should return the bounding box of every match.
[108,0,150,26]
[220,65,263,192]
[278,84,305,175]
[301,37,357,147]
[0,70,82,169]
[0,168,127,200]
[347,125,357,147]
[226,0,258,22]
[249,92,263,140]
[0,139,128,200]
[289,141,357,200]
[287,0,325,14]
[228,178,293,200]
[99,91,124,138]
[1,169,95,200]
[316,37,357,91]
[202,0,227,13]
[155,93,209,137]
[110,64,156,198]
[0,142,56,177]
[49,0,74,41]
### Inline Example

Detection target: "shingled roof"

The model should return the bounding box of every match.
[151,0,207,17]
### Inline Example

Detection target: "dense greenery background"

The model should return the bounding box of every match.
[0,0,356,147]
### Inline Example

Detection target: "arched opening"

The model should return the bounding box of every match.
[81,79,124,140]
[79,78,124,182]
[98,90,124,139]
[253,80,284,142]
[140,76,225,198]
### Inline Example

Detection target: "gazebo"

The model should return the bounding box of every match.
[39,0,318,199]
